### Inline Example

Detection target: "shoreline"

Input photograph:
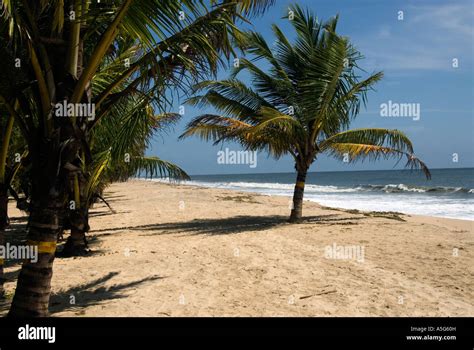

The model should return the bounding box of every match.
[140,178,474,223]
[1,179,473,316]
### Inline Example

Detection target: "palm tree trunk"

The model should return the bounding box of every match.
[7,99,82,315]
[8,187,65,317]
[0,113,15,297]
[61,169,90,256]
[61,208,89,256]
[0,183,7,298]
[289,166,308,222]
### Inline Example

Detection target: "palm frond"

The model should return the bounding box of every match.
[180,114,253,145]
[320,128,431,179]
[319,128,415,153]
[85,149,111,202]
[129,156,189,180]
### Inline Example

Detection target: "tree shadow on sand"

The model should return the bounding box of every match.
[90,214,365,237]
[48,271,164,314]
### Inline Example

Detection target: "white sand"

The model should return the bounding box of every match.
[2,179,473,316]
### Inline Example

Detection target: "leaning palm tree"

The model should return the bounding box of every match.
[181,5,430,222]
[0,0,274,317]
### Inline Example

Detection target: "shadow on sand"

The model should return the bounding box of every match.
[49,271,163,314]
[1,272,163,315]
[89,213,365,237]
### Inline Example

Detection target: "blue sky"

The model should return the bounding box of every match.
[148,0,474,175]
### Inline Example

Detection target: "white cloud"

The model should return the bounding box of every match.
[377,26,391,39]
[411,4,473,37]
[356,2,473,71]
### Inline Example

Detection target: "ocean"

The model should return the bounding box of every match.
[173,168,474,220]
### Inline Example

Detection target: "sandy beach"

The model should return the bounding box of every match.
[1,179,473,316]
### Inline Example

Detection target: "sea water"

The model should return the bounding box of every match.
[173,168,474,220]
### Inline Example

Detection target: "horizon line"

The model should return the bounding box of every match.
[187,166,474,177]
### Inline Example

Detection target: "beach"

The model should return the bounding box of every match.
[1,179,473,316]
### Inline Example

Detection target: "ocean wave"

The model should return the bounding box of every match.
[308,196,474,221]
[146,178,473,195]
[187,181,472,195]
[358,184,473,194]
[142,178,473,220]
[186,181,360,193]
[143,175,474,220]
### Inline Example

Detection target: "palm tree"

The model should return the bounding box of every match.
[0,0,274,317]
[181,5,430,222]
[61,96,190,256]
[0,104,27,297]
[0,110,14,298]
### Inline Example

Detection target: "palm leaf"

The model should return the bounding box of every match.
[320,128,431,179]
[129,156,189,180]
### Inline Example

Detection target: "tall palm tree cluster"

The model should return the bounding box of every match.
[0,2,428,317]
[0,0,274,317]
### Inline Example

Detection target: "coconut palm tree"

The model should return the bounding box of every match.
[181,5,430,222]
[0,0,274,317]
[0,104,28,297]
[61,96,190,256]
[0,110,14,298]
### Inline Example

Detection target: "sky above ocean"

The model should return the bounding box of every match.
[147,0,473,175]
